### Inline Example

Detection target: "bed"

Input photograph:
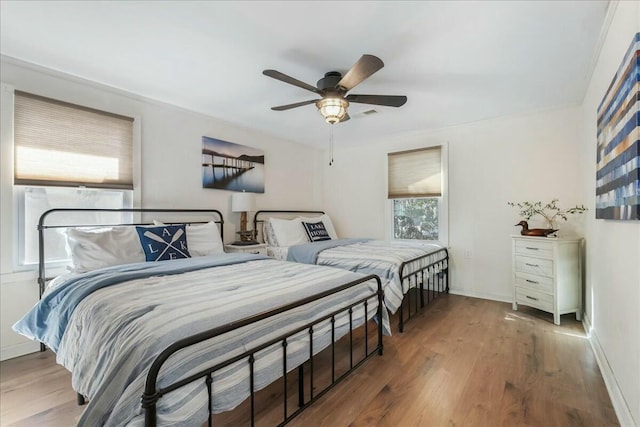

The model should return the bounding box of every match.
[13,208,387,427]
[254,210,449,332]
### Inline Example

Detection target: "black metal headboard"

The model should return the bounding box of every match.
[37,208,224,298]
[253,210,324,243]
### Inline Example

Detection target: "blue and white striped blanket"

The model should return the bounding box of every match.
[14,254,265,353]
[287,240,447,314]
[287,238,370,264]
[13,255,388,426]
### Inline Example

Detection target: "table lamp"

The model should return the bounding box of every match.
[231,191,257,245]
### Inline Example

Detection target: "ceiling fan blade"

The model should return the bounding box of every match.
[346,94,407,107]
[271,99,320,111]
[263,69,321,94]
[340,112,351,122]
[337,55,384,91]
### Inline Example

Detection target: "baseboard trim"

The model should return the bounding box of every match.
[583,313,637,427]
[448,288,512,304]
[1,341,40,361]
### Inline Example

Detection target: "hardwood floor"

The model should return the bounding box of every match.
[0,295,619,426]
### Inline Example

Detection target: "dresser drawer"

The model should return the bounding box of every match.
[515,287,554,311]
[515,255,553,277]
[514,239,554,258]
[515,271,553,293]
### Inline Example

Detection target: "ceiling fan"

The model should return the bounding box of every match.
[263,54,407,124]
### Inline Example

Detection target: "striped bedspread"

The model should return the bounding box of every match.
[16,255,387,426]
[291,240,448,314]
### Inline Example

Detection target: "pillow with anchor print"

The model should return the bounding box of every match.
[135,225,191,262]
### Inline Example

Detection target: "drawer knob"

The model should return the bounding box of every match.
[525,247,539,250]
[525,295,539,301]
[526,279,538,284]
[525,263,539,267]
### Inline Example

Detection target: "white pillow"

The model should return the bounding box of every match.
[262,220,279,246]
[185,222,224,256]
[299,214,338,239]
[268,217,309,247]
[66,226,145,273]
[153,221,224,256]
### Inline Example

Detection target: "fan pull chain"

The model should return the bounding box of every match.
[329,127,334,166]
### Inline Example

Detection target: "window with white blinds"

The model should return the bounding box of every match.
[14,91,134,189]
[387,146,442,199]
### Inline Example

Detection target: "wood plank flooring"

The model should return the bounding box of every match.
[0,295,619,426]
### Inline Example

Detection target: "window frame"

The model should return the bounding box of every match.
[13,185,136,271]
[1,83,142,272]
[386,143,448,246]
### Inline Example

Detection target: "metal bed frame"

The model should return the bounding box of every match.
[254,210,449,333]
[36,208,384,426]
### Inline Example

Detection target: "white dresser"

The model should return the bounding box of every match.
[511,235,582,325]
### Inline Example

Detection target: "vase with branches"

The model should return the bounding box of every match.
[508,199,587,229]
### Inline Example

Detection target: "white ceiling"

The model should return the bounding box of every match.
[1,1,609,149]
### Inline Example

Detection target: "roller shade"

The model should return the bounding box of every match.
[388,146,442,198]
[14,91,134,189]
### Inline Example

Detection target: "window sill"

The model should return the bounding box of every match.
[2,264,69,285]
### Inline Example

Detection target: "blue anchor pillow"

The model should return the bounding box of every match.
[135,225,191,262]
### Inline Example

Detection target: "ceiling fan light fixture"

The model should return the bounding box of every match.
[316,98,349,124]
[264,54,406,123]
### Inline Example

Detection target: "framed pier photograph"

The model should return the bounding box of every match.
[201,136,265,193]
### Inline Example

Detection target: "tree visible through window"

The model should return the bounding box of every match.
[388,146,442,242]
[392,198,439,240]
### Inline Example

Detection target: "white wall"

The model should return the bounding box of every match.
[579,2,639,425]
[322,3,640,424]
[323,106,585,302]
[1,8,637,422]
[0,58,324,360]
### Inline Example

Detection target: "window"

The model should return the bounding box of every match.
[14,91,134,189]
[392,198,439,240]
[388,145,448,244]
[12,90,137,267]
[17,187,133,266]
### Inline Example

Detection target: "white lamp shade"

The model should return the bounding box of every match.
[231,192,256,212]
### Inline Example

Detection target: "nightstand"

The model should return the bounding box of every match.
[224,243,267,256]
[511,235,582,325]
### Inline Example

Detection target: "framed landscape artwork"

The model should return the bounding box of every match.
[201,136,265,193]
[595,32,639,220]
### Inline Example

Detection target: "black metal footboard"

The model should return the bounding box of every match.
[253,210,450,334]
[142,274,384,427]
[397,247,449,332]
[35,208,383,425]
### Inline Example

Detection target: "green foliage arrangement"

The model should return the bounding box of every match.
[508,199,587,228]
